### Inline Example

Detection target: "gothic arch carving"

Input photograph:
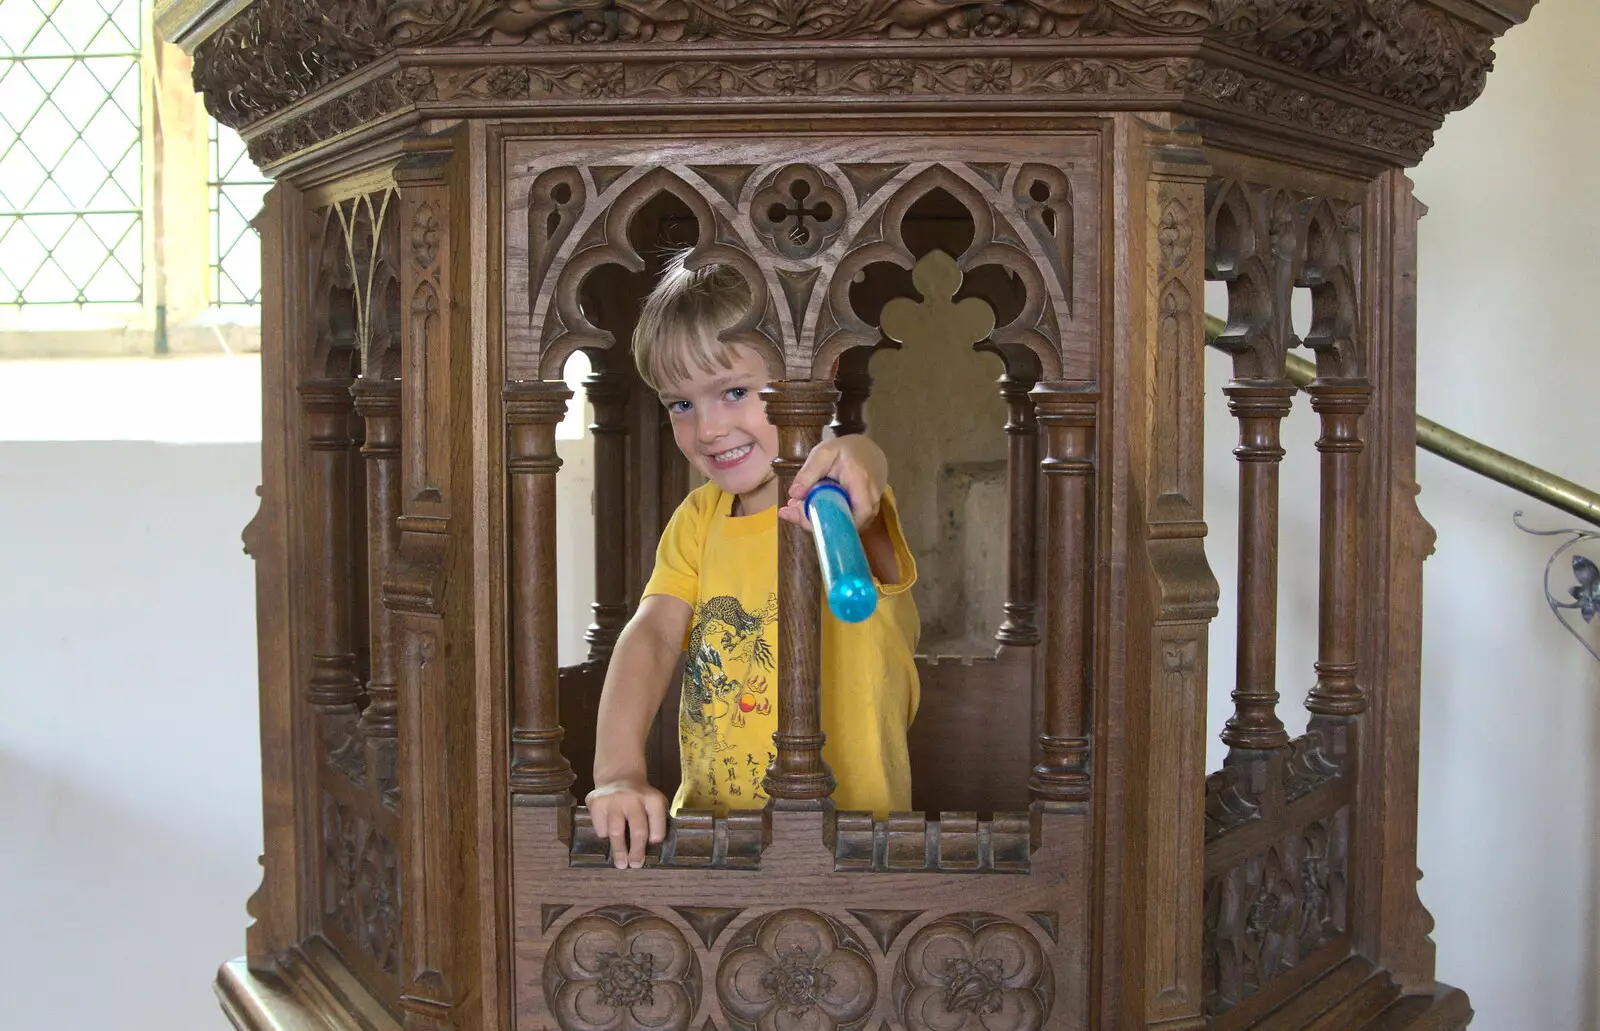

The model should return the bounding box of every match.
[1205,178,1280,380]
[813,162,1060,379]
[310,205,359,380]
[535,165,779,380]
[1297,198,1363,379]
[308,190,401,381]
[1206,179,1367,383]
[517,153,1081,383]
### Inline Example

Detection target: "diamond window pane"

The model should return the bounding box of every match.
[0,3,48,57]
[0,0,141,307]
[23,55,72,92]
[210,118,268,307]
[0,144,47,208]
[44,0,114,52]
[0,63,47,129]
[22,19,72,58]
[27,255,75,302]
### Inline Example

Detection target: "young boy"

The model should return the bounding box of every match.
[586,252,922,869]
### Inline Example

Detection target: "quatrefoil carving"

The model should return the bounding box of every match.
[751,164,847,259]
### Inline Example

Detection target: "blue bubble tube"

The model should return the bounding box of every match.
[804,478,878,623]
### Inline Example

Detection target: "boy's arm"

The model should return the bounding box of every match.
[589,593,692,868]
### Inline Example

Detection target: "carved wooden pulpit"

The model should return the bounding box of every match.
[159,2,1538,1029]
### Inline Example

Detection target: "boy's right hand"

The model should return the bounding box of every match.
[585,779,669,869]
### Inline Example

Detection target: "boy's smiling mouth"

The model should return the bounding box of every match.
[709,442,755,468]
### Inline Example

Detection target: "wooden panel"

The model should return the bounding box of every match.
[906,653,1033,815]
[241,179,306,967]
[556,661,605,802]
[512,807,1089,1031]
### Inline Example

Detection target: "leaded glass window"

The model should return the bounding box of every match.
[0,0,143,307]
[209,117,267,309]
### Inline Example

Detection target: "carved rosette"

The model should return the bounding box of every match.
[544,906,701,1031]
[717,909,877,1031]
[894,913,1052,1031]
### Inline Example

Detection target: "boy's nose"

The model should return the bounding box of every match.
[695,411,727,442]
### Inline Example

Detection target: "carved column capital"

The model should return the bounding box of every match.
[351,376,402,458]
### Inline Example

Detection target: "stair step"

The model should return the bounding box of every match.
[1236,959,1474,1031]
[1239,956,1383,1029]
[1361,985,1474,1031]
[1303,972,1401,1031]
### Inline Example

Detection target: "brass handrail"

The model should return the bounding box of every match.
[1202,314,1600,529]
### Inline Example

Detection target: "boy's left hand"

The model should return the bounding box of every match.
[780,434,888,532]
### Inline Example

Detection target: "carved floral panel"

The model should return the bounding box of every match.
[544,905,702,1031]
[717,909,877,1031]
[893,912,1054,1031]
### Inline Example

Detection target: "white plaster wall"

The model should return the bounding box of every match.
[1201,4,1600,1028]
[0,404,264,1027]
[0,354,595,1031]
[1411,4,1600,1026]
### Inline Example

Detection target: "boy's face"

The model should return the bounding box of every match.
[658,341,780,512]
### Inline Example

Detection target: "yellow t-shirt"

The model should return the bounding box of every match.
[642,482,920,816]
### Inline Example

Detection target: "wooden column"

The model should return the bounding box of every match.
[1353,166,1438,992]
[1306,380,1373,717]
[1029,381,1098,804]
[760,380,837,805]
[506,381,576,801]
[300,379,366,781]
[352,376,402,802]
[1220,381,1295,751]
[830,347,873,438]
[996,371,1041,648]
[584,368,631,661]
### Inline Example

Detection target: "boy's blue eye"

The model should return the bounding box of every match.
[666,399,692,415]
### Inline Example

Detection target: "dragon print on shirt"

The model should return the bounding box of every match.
[680,593,778,805]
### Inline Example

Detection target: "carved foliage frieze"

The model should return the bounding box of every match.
[1202,807,1350,1015]
[515,155,1085,383]
[1210,0,1497,114]
[198,0,1499,150]
[239,53,1435,170]
[321,793,401,976]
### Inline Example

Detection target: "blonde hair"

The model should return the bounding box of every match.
[632,250,751,392]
